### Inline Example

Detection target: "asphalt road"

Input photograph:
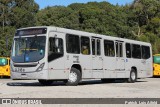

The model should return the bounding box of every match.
[0,77,160,98]
[0,77,160,107]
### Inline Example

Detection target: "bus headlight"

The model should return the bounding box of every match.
[36,63,45,72]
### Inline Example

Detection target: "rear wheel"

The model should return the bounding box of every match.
[38,80,53,86]
[127,68,137,83]
[65,67,81,86]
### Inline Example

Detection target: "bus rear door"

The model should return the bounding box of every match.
[116,41,125,78]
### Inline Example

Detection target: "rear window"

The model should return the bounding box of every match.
[0,58,8,66]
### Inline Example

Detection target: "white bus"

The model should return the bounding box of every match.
[11,26,153,86]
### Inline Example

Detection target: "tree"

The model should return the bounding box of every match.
[0,0,39,56]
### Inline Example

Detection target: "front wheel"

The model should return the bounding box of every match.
[127,69,137,83]
[65,67,81,86]
[38,80,53,86]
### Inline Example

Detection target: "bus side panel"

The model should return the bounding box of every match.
[48,57,68,79]
[131,59,145,78]
[79,54,92,78]
[125,58,131,78]
[103,57,116,78]
[146,57,153,77]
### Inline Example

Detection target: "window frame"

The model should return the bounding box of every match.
[125,43,131,58]
[104,40,115,57]
[81,36,91,55]
[131,44,142,59]
[141,45,151,59]
[48,37,64,62]
[66,34,80,54]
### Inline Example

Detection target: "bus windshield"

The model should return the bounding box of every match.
[153,55,160,64]
[11,36,46,63]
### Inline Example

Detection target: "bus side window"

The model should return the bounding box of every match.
[142,46,150,59]
[81,36,90,55]
[104,40,115,57]
[66,34,80,54]
[132,44,141,59]
[126,43,131,58]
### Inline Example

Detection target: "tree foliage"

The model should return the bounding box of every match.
[0,0,39,56]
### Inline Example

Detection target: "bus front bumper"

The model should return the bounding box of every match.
[11,70,48,80]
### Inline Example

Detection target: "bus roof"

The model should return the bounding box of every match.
[17,26,151,46]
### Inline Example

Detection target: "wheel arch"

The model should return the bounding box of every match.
[71,64,82,77]
[131,66,137,77]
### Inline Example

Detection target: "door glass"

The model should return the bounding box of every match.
[116,42,118,57]
[92,39,95,55]
[97,39,101,56]
[116,42,123,57]
[119,43,123,57]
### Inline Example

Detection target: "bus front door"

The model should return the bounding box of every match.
[92,38,103,78]
[116,41,125,78]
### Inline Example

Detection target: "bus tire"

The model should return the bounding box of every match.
[38,80,53,86]
[127,69,137,83]
[65,67,81,86]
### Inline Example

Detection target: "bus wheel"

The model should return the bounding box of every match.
[65,67,81,86]
[38,80,53,86]
[127,69,137,83]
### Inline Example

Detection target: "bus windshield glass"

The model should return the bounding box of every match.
[154,55,160,64]
[0,58,8,66]
[11,36,46,63]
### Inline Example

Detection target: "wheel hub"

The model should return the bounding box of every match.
[131,72,136,80]
[68,72,77,83]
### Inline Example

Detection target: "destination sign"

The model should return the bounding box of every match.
[15,28,47,36]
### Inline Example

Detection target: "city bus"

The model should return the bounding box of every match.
[0,57,10,77]
[11,26,153,86]
[153,54,160,76]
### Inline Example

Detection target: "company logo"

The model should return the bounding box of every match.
[2,99,11,104]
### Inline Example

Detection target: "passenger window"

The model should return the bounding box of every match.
[132,44,141,59]
[97,39,101,55]
[81,36,90,55]
[104,40,115,57]
[126,43,131,58]
[66,34,80,54]
[142,46,150,59]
